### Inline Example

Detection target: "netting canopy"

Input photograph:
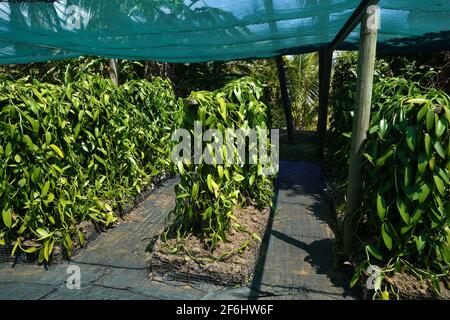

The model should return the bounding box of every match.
[0,0,449,64]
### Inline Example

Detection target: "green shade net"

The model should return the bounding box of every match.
[0,0,449,64]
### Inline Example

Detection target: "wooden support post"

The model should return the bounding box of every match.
[316,49,333,158]
[343,6,379,253]
[108,58,119,86]
[275,56,296,142]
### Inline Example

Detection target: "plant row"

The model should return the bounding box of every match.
[0,75,181,261]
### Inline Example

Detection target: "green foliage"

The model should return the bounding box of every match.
[360,80,450,273]
[0,57,148,86]
[330,53,450,296]
[0,75,180,261]
[168,77,274,248]
[381,52,450,93]
[171,54,320,131]
[329,52,393,184]
[244,55,320,131]
[171,62,250,97]
[284,54,319,131]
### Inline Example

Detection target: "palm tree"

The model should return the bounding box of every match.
[285,53,320,131]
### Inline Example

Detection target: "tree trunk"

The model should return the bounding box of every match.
[108,59,119,86]
[143,60,150,79]
[343,6,379,254]
[275,56,296,142]
[316,49,333,158]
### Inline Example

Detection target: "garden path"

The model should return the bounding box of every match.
[0,161,353,300]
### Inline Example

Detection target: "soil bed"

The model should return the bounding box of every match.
[357,271,450,300]
[392,272,450,300]
[149,205,270,286]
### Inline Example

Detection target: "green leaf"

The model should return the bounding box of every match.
[412,208,423,223]
[382,223,393,250]
[25,114,40,133]
[424,134,431,156]
[448,139,450,157]
[436,166,449,184]
[418,183,431,204]
[63,233,72,252]
[23,246,38,253]
[11,241,20,256]
[48,241,54,259]
[400,225,413,235]
[426,109,435,132]
[366,244,383,261]
[77,229,85,246]
[45,131,51,144]
[434,140,446,159]
[404,166,413,187]
[217,165,224,178]
[49,144,64,159]
[433,174,445,195]
[233,173,245,182]
[379,119,387,139]
[417,103,428,121]
[374,274,383,292]
[202,207,212,221]
[191,182,199,198]
[44,242,50,261]
[93,154,107,167]
[177,161,184,176]
[5,142,12,156]
[396,199,410,224]
[408,98,428,105]
[45,193,55,204]
[381,290,390,300]
[249,174,255,186]
[38,247,45,263]
[376,194,387,220]
[36,228,52,241]
[418,153,427,176]
[375,147,394,168]
[2,208,12,228]
[405,126,416,151]
[416,235,426,254]
[23,134,35,150]
[435,117,447,138]
[350,271,361,288]
[41,181,50,197]
[31,167,41,183]
[18,178,26,187]
[206,174,212,192]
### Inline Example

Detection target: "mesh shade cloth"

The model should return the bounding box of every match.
[0,0,449,64]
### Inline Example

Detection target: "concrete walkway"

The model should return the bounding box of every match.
[0,161,353,300]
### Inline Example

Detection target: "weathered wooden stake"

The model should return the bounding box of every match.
[275,56,296,142]
[316,49,333,158]
[108,58,119,86]
[343,6,379,253]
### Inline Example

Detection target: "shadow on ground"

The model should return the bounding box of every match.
[0,161,353,300]
[248,160,353,300]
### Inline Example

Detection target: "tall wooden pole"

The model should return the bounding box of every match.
[316,49,333,158]
[275,56,296,142]
[343,6,379,253]
[108,58,119,86]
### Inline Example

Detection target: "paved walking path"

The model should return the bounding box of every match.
[0,161,353,300]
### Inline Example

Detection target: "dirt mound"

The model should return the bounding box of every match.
[149,205,270,286]
[392,272,450,300]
